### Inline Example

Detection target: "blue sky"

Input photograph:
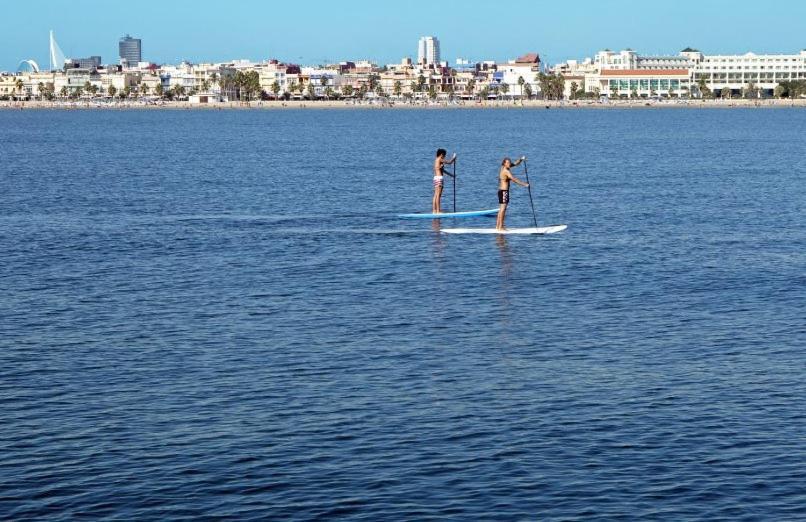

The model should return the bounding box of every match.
[2,0,805,71]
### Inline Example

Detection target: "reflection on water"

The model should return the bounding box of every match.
[496,235,513,279]
[430,219,445,260]
[496,235,514,330]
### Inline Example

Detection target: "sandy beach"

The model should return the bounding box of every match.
[2,98,805,110]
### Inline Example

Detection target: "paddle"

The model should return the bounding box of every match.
[452,158,457,213]
[522,159,538,228]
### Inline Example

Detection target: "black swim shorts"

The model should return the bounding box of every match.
[498,189,509,204]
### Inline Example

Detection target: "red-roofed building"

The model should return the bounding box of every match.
[515,53,540,65]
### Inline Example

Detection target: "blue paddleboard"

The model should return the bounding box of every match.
[397,208,499,219]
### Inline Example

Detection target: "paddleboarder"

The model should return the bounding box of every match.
[432,149,457,213]
[496,156,529,230]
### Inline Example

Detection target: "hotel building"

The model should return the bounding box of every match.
[562,48,806,98]
[691,50,806,96]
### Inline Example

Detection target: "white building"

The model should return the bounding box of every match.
[498,53,541,97]
[692,50,806,95]
[568,48,806,98]
[418,36,441,66]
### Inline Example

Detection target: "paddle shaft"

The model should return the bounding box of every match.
[523,160,538,228]
[452,160,457,213]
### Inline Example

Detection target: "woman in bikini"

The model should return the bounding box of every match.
[496,156,529,230]
[432,148,456,213]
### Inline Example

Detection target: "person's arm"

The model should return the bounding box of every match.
[511,155,526,167]
[506,171,529,188]
[444,153,457,166]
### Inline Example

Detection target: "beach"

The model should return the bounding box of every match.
[2,98,805,110]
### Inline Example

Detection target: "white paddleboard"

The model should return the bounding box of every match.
[442,225,568,235]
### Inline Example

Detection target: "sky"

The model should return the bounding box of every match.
[2,0,806,71]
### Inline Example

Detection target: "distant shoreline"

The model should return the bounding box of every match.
[2,99,805,110]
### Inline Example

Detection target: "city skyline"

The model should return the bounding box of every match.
[3,0,806,72]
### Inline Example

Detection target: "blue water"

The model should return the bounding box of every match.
[1,108,805,520]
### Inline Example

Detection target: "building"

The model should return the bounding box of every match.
[498,53,541,97]
[599,69,691,97]
[418,36,440,66]
[65,56,101,70]
[119,34,142,67]
[691,50,806,96]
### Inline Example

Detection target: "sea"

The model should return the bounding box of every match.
[1,107,804,520]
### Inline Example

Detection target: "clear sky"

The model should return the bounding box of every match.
[2,0,805,71]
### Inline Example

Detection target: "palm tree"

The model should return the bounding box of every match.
[500,83,510,100]
[416,74,426,92]
[37,82,45,101]
[428,84,437,100]
[108,85,117,98]
[697,78,711,99]
[479,86,490,100]
[517,76,525,99]
[552,74,565,100]
[306,82,316,100]
[201,79,211,92]
[140,83,149,97]
[342,84,354,98]
[60,86,69,98]
[155,83,164,99]
[523,84,533,100]
[410,80,419,95]
[83,81,92,97]
[14,78,24,99]
[721,86,731,99]
[393,80,402,98]
[467,78,476,99]
[271,81,281,99]
[174,85,186,100]
[569,82,579,100]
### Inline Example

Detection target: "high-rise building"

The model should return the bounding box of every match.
[119,34,142,67]
[417,36,440,65]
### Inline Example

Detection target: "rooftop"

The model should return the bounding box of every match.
[600,69,690,76]
[515,53,540,64]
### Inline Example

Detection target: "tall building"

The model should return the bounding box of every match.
[417,36,440,65]
[119,34,142,67]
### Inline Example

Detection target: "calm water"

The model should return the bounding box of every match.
[1,108,805,520]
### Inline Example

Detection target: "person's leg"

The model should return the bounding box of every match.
[432,185,439,213]
[497,204,507,230]
[434,185,443,213]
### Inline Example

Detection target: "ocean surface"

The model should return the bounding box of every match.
[1,107,804,520]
